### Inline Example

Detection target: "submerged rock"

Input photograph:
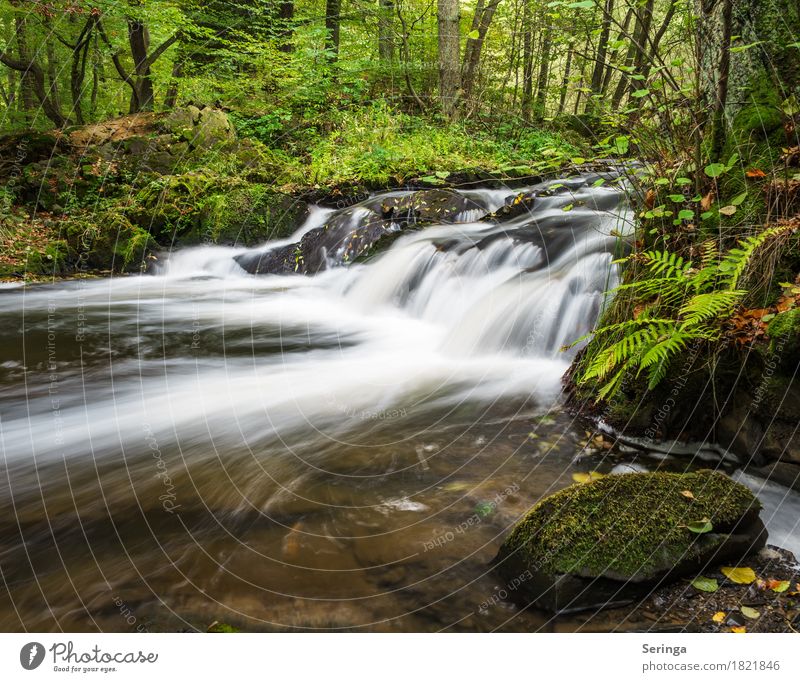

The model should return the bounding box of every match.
[493,470,766,614]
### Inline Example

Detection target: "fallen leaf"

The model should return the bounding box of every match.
[721,566,757,584]
[746,168,767,178]
[700,191,715,211]
[719,205,737,216]
[740,606,760,619]
[572,471,605,484]
[681,490,695,500]
[692,576,719,593]
[712,611,726,623]
[730,625,747,633]
[686,518,713,534]
[766,579,791,593]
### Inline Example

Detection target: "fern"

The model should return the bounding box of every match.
[575,224,798,400]
[679,290,744,325]
[717,224,795,290]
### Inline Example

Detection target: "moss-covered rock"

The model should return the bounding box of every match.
[767,308,800,357]
[493,471,765,613]
[61,210,157,272]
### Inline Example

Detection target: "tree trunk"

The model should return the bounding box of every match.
[128,19,154,112]
[378,0,394,61]
[14,15,36,114]
[90,31,101,119]
[698,0,800,140]
[631,0,654,80]
[437,0,461,117]
[278,1,295,53]
[521,0,533,121]
[164,60,183,109]
[587,0,614,113]
[710,0,733,161]
[70,17,96,125]
[325,0,342,60]
[612,3,648,109]
[462,0,500,109]
[558,47,573,115]
[1,7,68,127]
[602,7,633,95]
[533,23,552,121]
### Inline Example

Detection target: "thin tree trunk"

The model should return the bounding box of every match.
[378,0,395,61]
[325,0,342,60]
[128,19,154,112]
[462,0,500,110]
[164,60,183,109]
[710,0,733,161]
[587,0,614,113]
[90,32,100,118]
[558,46,573,115]
[533,23,552,120]
[601,7,633,95]
[521,0,533,120]
[631,0,655,79]
[437,0,461,117]
[612,3,648,109]
[278,1,295,53]
[14,15,36,114]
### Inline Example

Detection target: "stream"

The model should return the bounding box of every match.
[1,171,798,632]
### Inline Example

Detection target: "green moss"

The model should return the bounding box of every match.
[766,308,800,355]
[62,210,156,272]
[25,240,69,275]
[207,622,239,633]
[198,184,307,245]
[503,471,759,579]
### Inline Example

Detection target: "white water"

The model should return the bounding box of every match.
[0,179,634,469]
[157,205,337,278]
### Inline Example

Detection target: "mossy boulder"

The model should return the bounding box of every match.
[493,471,765,613]
[767,308,800,358]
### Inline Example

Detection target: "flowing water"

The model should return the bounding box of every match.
[0,172,797,632]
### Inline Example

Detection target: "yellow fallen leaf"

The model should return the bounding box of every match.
[765,579,791,593]
[572,472,604,484]
[721,566,757,584]
[712,611,725,623]
[681,490,695,500]
[740,606,760,619]
[730,625,747,633]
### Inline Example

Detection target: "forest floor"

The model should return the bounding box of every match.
[0,104,584,280]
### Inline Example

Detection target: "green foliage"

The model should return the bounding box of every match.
[305,101,576,185]
[576,225,798,399]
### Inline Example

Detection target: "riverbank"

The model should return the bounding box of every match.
[0,105,583,281]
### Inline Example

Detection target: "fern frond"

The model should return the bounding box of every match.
[718,224,798,290]
[679,290,744,325]
[643,250,693,278]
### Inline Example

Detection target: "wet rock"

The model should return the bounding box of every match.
[488,192,536,222]
[492,470,766,614]
[717,383,800,473]
[750,461,800,492]
[379,189,486,225]
[235,205,395,275]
